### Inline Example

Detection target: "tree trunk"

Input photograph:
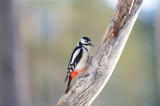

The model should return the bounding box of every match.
[0,0,18,106]
[57,0,143,105]
[0,0,31,106]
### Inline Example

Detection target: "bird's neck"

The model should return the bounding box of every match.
[77,42,90,52]
[78,42,82,46]
[82,45,90,52]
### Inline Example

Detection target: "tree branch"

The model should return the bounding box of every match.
[57,0,143,105]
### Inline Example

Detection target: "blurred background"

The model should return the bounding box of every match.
[0,0,160,106]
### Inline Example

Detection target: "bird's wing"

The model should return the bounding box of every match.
[68,47,83,73]
[65,47,83,82]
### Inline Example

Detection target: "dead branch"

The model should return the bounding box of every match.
[57,0,143,105]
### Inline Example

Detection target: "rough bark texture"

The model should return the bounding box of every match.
[57,0,143,105]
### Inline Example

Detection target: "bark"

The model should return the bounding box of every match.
[57,0,143,105]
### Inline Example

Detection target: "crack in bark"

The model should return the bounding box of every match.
[57,0,143,105]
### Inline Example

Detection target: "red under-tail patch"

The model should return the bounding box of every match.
[70,67,87,81]
[70,71,78,81]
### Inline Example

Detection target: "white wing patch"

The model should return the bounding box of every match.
[70,48,81,64]
[75,47,89,70]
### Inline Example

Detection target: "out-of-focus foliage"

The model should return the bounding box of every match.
[0,0,159,106]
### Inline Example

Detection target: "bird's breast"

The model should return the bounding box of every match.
[75,48,89,71]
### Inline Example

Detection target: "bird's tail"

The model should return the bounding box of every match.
[64,72,69,83]
[65,76,71,94]
[64,75,68,83]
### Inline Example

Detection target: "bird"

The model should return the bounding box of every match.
[64,37,94,93]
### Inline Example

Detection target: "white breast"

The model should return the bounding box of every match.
[75,47,89,71]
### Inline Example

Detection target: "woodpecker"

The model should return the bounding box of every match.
[64,37,94,93]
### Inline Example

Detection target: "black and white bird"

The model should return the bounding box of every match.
[64,37,94,93]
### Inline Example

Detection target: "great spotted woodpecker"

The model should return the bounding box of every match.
[64,37,94,93]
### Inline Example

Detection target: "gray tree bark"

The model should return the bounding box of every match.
[57,0,143,105]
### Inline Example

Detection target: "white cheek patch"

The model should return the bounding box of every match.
[81,39,87,44]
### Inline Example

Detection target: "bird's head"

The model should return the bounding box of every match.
[78,37,94,48]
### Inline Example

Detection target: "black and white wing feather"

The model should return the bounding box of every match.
[64,46,83,82]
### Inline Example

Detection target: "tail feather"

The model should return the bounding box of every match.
[64,74,68,83]
[65,76,71,94]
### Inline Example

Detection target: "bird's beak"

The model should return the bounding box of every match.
[89,43,94,47]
